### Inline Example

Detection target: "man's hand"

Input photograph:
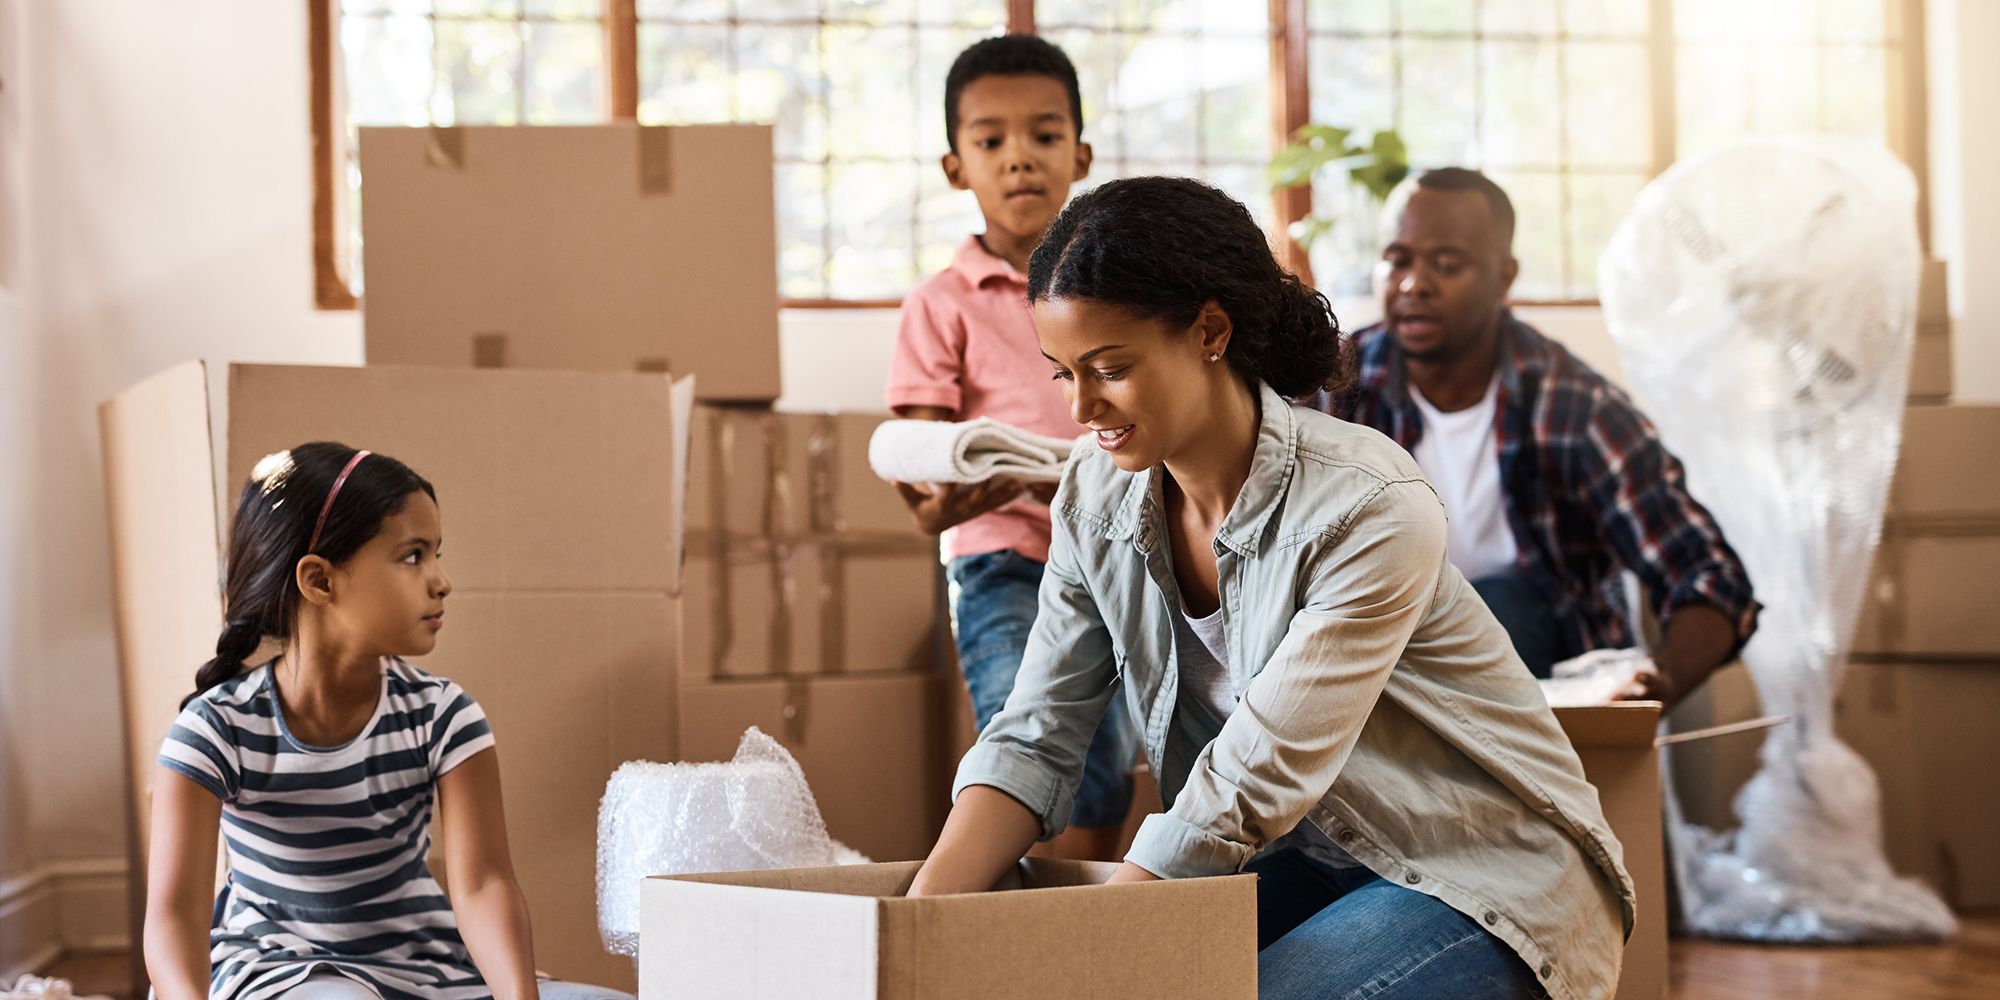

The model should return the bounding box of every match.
[893,478,1026,535]
[1025,481,1059,505]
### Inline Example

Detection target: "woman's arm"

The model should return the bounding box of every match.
[437,749,540,1000]
[908,786,1043,896]
[144,769,222,1000]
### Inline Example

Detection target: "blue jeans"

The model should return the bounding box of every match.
[1472,570,1561,679]
[948,549,1137,828]
[1250,848,1546,1000]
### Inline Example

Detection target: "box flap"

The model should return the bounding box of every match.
[224,364,680,593]
[642,872,881,1000]
[1656,714,1788,747]
[1553,703,1663,747]
[358,124,781,402]
[656,860,925,898]
[100,360,225,854]
[670,375,696,591]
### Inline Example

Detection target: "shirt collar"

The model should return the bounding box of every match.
[951,235,1027,290]
[1105,381,1299,558]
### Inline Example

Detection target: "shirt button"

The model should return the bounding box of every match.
[1404,872,1421,885]
[1338,830,1355,844]
[1539,962,1553,978]
[1484,912,1498,926]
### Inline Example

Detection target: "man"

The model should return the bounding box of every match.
[1308,168,1758,707]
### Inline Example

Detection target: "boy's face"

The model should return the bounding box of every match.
[944,74,1091,245]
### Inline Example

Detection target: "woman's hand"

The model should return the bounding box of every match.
[907,786,1044,897]
[1105,861,1161,884]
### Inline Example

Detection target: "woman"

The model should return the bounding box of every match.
[908,177,1632,1000]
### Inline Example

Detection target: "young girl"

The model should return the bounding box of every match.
[909,179,1633,1000]
[144,443,629,1000]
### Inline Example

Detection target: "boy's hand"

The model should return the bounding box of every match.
[893,478,1025,535]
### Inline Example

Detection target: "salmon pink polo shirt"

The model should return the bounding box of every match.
[886,236,1080,564]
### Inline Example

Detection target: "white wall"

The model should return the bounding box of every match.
[1929,0,1999,401]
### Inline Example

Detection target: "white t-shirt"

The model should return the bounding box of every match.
[1409,377,1519,582]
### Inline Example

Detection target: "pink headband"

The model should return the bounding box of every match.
[307,450,370,553]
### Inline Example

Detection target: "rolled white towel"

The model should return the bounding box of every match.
[868,417,1082,484]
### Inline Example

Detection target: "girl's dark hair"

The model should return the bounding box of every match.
[186,443,435,706]
[1026,176,1350,399]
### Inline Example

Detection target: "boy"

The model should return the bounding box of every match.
[885,35,1136,861]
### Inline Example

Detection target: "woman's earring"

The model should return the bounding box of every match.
[1207,352,1221,362]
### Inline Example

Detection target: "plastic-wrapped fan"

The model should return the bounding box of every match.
[594,727,870,957]
[1599,139,1955,942]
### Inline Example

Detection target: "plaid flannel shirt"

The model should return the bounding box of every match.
[1307,313,1760,661]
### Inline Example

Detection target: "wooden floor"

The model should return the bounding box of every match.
[43,914,2000,999]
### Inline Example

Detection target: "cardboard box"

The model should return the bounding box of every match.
[1852,404,2000,657]
[359,124,782,402]
[638,859,1258,999]
[681,405,938,680]
[679,673,949,863]
[1834,659,2000,910]
[100,361,693,991]
[1555,704,1671,1000]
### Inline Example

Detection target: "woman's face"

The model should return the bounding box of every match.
[1034,296,1218,473]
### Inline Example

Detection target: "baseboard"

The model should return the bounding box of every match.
[0,859,130,981]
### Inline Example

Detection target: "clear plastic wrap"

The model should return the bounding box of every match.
[1599,139,1955,942]
[595,727,869,956]
[1539,648,1656,707]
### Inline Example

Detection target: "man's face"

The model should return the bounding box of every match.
[944,74,1091,245]
[1376,187,1518,364]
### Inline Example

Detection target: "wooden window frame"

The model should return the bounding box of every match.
[311,0,1926,312]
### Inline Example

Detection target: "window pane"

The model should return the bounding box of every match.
[1309,37,1396,135]
[1744,41,1820,135]
[1105,35,1200,165]
[1308,0,1393,34]
[1480,39,1560,169]
[432,19,524,124]
[1480,0,1558,37]
[1567,171,1643,297]
[636,25,734,124]
[434,0,507,15]
[826,25,918,160]
[636,0,733,21]
[1205,162,1278,235]
[1822,0,1888,43]
[1673,42,1749,157]
[735,26,829,161]
[343,14,437,125]
[828,161,920,299]
[1199,33,1271,163]
[521,0,599,19]
[349,0,436,14]
[1398,0,1476,33]
[1306,178,1387,297]
[524,21,603,123]
[1820,44,1887,136]
[1485,169,1563,299]
[777,163,829,298]
[920,1,1005,29]
[917,165,981,276]
[1562,0,1647,37]
[1398,39,1477,164]
[1564,41,1649,168]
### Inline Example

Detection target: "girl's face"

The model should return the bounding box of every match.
[324,490,451,657]
[1035,296,1221,474]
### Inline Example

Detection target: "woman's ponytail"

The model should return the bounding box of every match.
[187,619,266,707]
[1028,176,1352,400]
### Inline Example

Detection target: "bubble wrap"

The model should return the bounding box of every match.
[1600,139,1955,942]
[1539,648,1656,707]
[595,727,870,956]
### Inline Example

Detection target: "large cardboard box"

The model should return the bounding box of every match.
[1853,404,2000,657]
[639,859,1257,999]
[678,673,949,863]
[1555,704,1671,1000]
[100,361,693,991]
[359,123,782,402]
[1908,258,1953,401]
[681,405,939,681]
[1834,659,2000,910]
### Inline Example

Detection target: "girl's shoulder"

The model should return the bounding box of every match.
[381,657,474,705]
[178,663,276,724]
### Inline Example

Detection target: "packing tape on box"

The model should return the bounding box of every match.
[1863,513,2000,652]
[693,409,934,736]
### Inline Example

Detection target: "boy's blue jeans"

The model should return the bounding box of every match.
[948,549,1137,829]
[1250,847,1547,1000]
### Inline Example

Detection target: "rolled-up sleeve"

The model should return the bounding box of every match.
[1126,480,1447,878]
[951,485,1120,840]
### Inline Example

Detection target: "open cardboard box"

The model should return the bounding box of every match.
[99,360,694,991]
[359,123,782,402]
[639,859,1256,999]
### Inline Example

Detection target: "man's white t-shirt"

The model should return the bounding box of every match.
[1409,377,1519,582]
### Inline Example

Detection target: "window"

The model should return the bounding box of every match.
[313,0,1921,308]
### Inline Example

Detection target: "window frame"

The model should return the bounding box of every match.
[309,0,1927,312]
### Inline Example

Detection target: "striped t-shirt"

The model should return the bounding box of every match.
[158,658,497,1000]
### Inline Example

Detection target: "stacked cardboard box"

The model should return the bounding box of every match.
[1908,258,1953,401]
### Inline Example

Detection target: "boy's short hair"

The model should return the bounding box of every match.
[943,34,1084,153]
